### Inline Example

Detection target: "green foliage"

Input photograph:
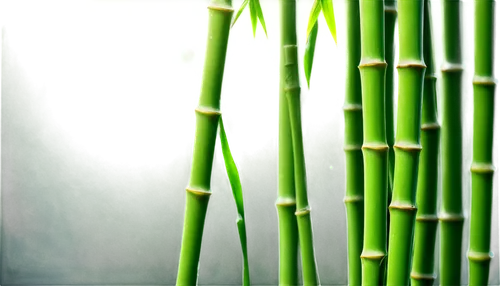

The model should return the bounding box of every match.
[231,0,268,38]
[302,0,337,91]
[219,117,250,286]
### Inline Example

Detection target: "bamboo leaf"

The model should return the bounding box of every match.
[254,0,268,37]
[219,117,250,286]
[304,21,318,88]
[320,0,337,43]
[231,0,249,28]
[249,0,257,37]
[306,0,322,36]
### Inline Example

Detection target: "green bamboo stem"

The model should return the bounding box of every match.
[176,1,233,285]
[344,0,363,284]
[468,0,496,284]
[358,0,388,284]
[386,0,425,284]
[383,2,397,283]
[439,0,464,284]
[276,0,299,284]
[410,0,439,284]
[279,0,319,286]
[385,0,397,198]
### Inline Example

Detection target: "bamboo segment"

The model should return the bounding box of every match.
[176,1,233,285]
[386,0,425,284]
[385,0,397,198]
[359,0,388,284]
[439,1,464,284]
[383,2,397,283]
[279,0,319,286]
[277,0,299,284]
[344,0,363,284]
[468,0,496,284]
[410,0,439,285]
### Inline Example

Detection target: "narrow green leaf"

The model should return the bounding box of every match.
[219,117,250,286]
[320,0,337,43]
[306,0,322,36]
[254,0,268,37]
[249,0,257,37]
[304,21,319,88]
[231,0,249,28]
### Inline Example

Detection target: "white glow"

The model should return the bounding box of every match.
[40,0,343,95]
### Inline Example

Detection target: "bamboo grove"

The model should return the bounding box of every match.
[176,0,497,285]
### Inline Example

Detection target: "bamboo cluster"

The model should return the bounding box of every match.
[175,0,497,285]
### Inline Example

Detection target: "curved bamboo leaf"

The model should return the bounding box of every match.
[320,0,337,43]
[249,0,257,37]
[254,0,268,37]
[304,21,319,88]
[231,0,249,28]
[219,117,250,286]
[306,0,322,36]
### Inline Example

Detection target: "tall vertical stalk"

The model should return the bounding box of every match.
[386,0,425,284]
[439,0,464,284]
[410,0,439,284]
[358,0,388,284]
[468,0,496,284]
[176,1,233,285]
[343,0,363,284]
[276,0,299,284]
[383,2,397,282]
[384,0,397,198]
[283,8,320,283]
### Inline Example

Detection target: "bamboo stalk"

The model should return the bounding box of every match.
[385,0,397,198]
[358,0,388,284]
[439,0,464,284]
[279,0,319,286]
[276,0,299,284]
[343,0,363,284]
[410,0,439,284]
[468,0,496,284]
[176,1,233,285]
[383,2,397,283]
[386,0,425,284]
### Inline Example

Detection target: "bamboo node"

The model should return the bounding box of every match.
[410,272,436,281]
[438,212,464,222]
[468,251,493,262]
[343,144,362,151]
[384,7,397,14]
[424,74,437,80]
[284,45,298,66]
[186,186,212,197]
[295,207,311,217]
[441,62,463,73]
[284,85,301,93]
[473,75,497,86]
[360,250,386,260]
[344,195,363,203]
[393,142,422,152]
[397,61,426,69]
[343,103,362,111]
[362,142,389,151]
[421,122,440,131]
[276,197,297,207]
[195,106,221,117]
[416,215,438,222]
[358,59,387,69]
[389,202,417,212]
[207,4,234,13]
[471,163,495,174]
